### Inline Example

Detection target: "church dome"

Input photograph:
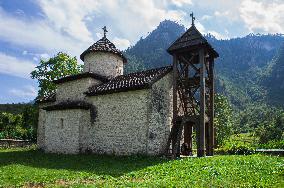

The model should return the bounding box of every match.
[80,36,127,63]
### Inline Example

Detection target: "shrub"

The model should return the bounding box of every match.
[218,143,255,155]
[258,140,284,149]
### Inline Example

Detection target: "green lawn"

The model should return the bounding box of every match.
[0,148,283,187]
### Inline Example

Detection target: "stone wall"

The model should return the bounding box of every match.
[37,102,53,150]
[44,109,90,154]
[0,139,34,148]
[38,72,174,156]
[85,90,149,155]
[147,72,173,155]
[56,78,101,102]
[83,52,124,78]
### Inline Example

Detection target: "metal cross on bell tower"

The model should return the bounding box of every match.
[102,26,108,38]
[190,12,195,26]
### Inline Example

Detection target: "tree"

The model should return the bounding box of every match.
[0,112,22,139]
[256,111,284,144]
[31,52,82,98]
[21,105,39,141]
[214,94,234,147]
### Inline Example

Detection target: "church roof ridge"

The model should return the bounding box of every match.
[80,36,127,63]
[53,72,109,84]
[86,65,173,96]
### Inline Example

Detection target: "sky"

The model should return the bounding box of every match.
[0,0,283,103]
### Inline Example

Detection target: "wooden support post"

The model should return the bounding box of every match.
[184,122,193,156]
[208,60,215,155]
[197,48,205,157]
[172,54,178,158]
[205,123,210,155]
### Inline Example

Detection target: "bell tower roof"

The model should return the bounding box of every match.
[167,20,219,58]
[80,27,127,63]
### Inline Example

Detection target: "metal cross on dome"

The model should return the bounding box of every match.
[190,12,195,26]
[102,26,108,38]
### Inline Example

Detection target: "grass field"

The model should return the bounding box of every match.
[0,147,283,187]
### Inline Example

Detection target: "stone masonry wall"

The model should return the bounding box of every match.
[39,72,173,156]
[44,109,90,154]
[56,77,101,102]
[85,90,149,155]
[147,72,173,155]
[83,52,124,78]
[37,102,53,150]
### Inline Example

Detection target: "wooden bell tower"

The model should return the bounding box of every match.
[166,13,219,158]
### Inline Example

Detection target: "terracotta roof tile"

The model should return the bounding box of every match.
[86,66,172,96]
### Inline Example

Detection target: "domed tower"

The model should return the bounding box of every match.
[80,26,127,78]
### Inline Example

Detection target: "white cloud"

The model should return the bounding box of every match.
[214,11,230,17]
[0,52,36,78]
[94,0,187,42]
[201,15,212,21]
[40,53,50,60]
[113,37,131,50]
[0,8,84,56]
[240,0,284,33]
[9,85,37,98]
[36,0,188,45]
[33,57,39,62]
[96,33,102,39]
[0,1,189,61]
[195,22,206,34]
[208,30,229,40]
[37,0,100,43]
[171,0,192,7]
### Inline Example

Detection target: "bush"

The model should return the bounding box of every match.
[258,140,284,149]
[0,105,38,141]
[218,143,255,155]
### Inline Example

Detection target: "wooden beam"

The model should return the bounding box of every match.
[205,122,210,155]
[172,54,178,157]
[208,59,215,156]
[197,48,206,157]
[183,122,193,156]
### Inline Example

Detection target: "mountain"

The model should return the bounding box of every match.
[207,34,283,108]
[262,43,284,106]
[124,20,284,109]
[124,20,185,73]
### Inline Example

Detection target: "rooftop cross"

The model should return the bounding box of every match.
[190,12,195,26]
[102,26,108,38]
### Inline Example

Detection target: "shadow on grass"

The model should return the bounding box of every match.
[0,149,168,177]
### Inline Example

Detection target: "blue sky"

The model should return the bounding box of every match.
[0,0,283,103]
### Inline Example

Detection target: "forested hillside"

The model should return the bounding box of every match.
[262,43,284,106]
[125,20,284,109]
[0,103,32,114]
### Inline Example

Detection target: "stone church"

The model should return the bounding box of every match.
[37,28,174,155]
[37,20,218,156]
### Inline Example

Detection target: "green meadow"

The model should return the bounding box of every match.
[0,147,283,187]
